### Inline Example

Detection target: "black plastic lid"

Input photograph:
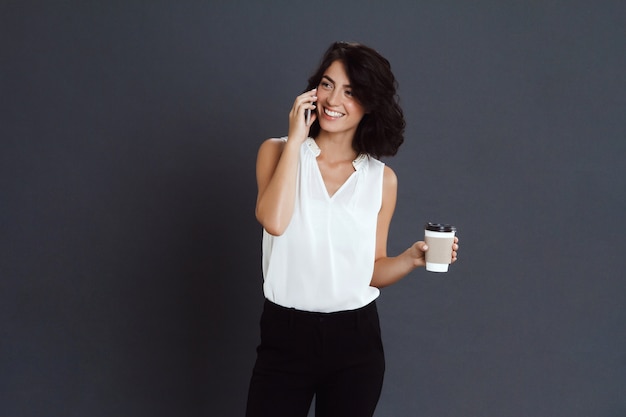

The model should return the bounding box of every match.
[425,222,456,232]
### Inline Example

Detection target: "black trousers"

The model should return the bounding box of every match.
[246,299,385,417]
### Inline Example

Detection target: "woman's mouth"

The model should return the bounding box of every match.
[324,108,344,118]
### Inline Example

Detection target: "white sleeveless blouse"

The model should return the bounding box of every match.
[262,138,385,313]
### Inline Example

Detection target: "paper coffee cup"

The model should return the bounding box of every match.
[424,223,456,272]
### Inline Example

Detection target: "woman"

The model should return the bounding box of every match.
[246,41,459,417]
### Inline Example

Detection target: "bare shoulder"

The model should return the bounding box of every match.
[259,137,287,150]
[256,138,289,187]
[380,164,398,212]
[258,137,287,158]
[382,165,398,189]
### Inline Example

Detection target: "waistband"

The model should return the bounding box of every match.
[263,298,378,323]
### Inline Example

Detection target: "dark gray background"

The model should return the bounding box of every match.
[2,1,625,416]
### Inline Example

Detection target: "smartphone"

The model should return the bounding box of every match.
[305,101,316,126]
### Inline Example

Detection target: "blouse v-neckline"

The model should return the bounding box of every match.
[305,138,367,200]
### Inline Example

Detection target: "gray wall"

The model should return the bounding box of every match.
[2,1,624,416]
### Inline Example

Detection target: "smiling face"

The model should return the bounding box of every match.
[315,60,366,138]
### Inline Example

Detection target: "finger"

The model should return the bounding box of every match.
[307,108,317,126]
[293,89,315,108]
[297,88,317,103]
[294,93,317,117]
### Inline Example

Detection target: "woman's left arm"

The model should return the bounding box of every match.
[370,166,458,288]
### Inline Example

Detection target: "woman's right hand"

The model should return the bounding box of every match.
[255,89,317,235]
[287,88,317,143]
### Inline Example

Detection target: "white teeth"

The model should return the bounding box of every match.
[324,108,344,118]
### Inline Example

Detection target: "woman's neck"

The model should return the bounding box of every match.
[314,131,358,163]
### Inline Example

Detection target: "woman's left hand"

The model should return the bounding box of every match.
[449,236,460,263]
[410,236,459,267]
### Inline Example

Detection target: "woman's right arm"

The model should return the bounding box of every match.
[255,89,317,236]
[255,138,300,235]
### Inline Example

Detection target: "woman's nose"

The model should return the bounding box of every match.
[326,89,340,106]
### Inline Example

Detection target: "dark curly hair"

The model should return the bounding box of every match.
[305,41,405,158]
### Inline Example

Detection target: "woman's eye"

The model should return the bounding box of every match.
[320,82,332,89]
[345,90,353,97]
